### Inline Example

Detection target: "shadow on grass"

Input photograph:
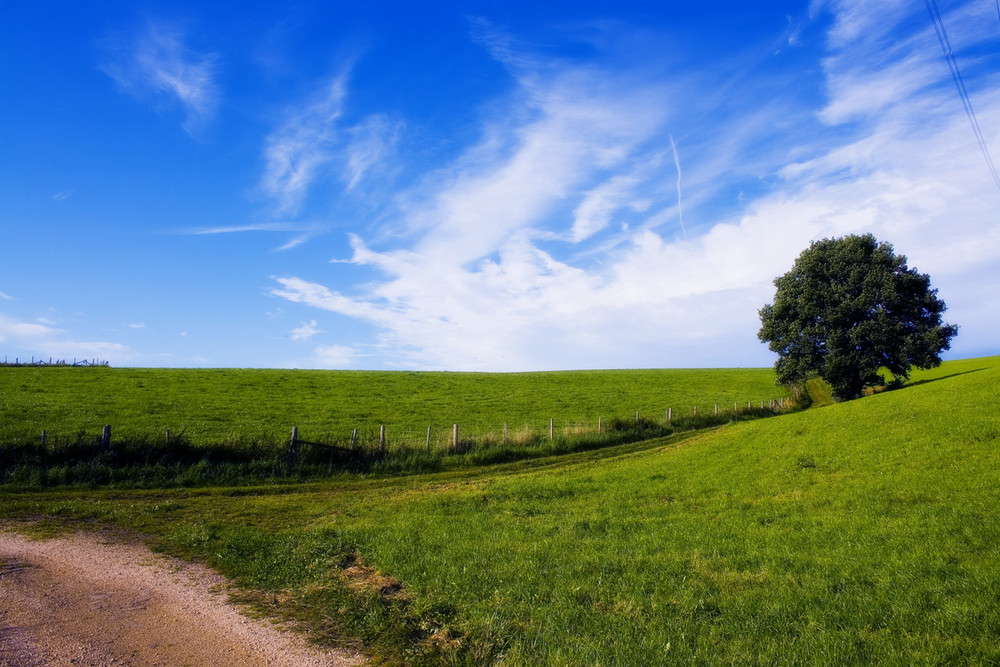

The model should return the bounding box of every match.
[905,367,987,388]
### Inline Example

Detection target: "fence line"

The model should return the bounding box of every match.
[1,355,110,367]
[14,395,793,465]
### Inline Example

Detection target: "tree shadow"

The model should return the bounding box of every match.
[904,368,987,388]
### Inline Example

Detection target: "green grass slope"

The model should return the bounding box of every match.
[3,356,998,664]
[0,366,786,448]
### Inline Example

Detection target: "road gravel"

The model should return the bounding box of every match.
[0,530,365,667]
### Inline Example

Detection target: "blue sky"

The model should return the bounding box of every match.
[2,0,998,370]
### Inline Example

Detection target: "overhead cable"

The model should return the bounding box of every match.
[924,0,1000,192]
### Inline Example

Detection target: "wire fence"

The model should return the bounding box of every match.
[1,356,110,367]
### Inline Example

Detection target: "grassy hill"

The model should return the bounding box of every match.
[0,366,787,446]
[2,356,998,664]
[1,365,789,484]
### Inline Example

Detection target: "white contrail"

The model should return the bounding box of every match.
[669,134,687,239]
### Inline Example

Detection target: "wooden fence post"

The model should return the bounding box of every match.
[668,407,672,423]
[714,403,718,416]
[41,430,46,446]
[598,417,602,434]
[379,425,386,451]
[503,423,508,444]
[426,425,431,452]
[288,426,299,465]
[351,428,358,449]
[550,418,554,440]
[100,425,111,453]
[693,406,697,416]
[452,424,459,452]
[165,429,170,446]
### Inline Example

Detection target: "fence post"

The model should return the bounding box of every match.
[550,418,554,440]
[598,416,602,434]
[503,422,508,444]
[379,425,386,451]
[351,428,358,449]
[452,424,459,452]
[41,430,47,446]
[693,406,697,416]
[715,403,718,416]
[668,407,672,423]
[288,426,299,465]
[165,429,170,446]
[100,425,111,453]
[426,425,431,452]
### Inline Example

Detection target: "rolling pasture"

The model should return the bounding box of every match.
[2,357,999,665]
[0,366,788,483]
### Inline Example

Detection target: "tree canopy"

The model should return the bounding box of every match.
[758,234,958,401]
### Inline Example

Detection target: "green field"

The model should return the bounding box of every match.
[0,366,787,445]
[2,357,999,664]
[0,366,790,484]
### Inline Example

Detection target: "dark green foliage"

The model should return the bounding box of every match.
[758,234,957,400]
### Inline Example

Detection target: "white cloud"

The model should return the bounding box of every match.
[0,291,13,301]
[261,74,349,214]
[0,315,130,361]
[290,319,322,341]
[102,21,219,134]
[259,70,401,217]
[571,174,642,243]
[344,115,401,190]
[313,344,358,368]
[181,221,329,251]
[0,316,55,343]
[270,2,1000,370]
[129,322,146,329]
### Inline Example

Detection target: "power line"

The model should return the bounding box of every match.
[924,0,1000,191]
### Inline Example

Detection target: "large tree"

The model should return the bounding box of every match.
[758,234,958,401]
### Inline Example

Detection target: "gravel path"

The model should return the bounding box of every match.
[0,530,366,666]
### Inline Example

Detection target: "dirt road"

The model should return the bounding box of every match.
[0,530,365,666]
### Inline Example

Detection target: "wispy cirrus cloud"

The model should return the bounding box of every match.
[102,21,219,134]
[180,221,329,251]
[260,71,401,216]
[261,73,349,215]
[272,2,1000,370]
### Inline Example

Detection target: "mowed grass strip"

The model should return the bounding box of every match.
[0,366,786,448]
[3,356,998,664]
